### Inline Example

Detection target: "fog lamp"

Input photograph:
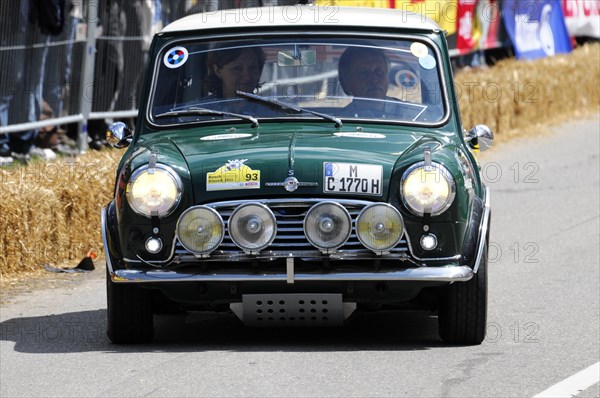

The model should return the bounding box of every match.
[304,202,351,252]
[177,206,224,254]
[145,237,163,254]
[420,234,438,251]
[356,203,404,253]
[229,203,277,253]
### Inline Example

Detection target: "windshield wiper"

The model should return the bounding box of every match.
[236,90,342,128]
[155,107,259,128]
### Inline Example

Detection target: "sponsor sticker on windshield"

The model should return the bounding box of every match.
[164,46,188,69]
[410,42,428,58]
[207,159,260,191]
[419,54,436,70]
[324,162,382,195]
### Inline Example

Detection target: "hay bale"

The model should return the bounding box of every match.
[455,43,599,140]
[0,150,122,278]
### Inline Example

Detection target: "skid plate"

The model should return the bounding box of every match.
[230,294,356,327]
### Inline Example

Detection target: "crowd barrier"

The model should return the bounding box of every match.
[0,0,228,152]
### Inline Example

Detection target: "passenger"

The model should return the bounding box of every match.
[204,46,266,100]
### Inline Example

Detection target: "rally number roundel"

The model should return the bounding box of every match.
[163,46,189,69]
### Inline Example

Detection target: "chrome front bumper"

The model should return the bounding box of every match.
[109,265,473,283]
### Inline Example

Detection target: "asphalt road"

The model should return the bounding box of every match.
[1,115,599,397]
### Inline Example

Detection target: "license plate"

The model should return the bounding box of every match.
[323,162,382,195]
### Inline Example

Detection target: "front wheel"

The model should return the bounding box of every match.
[106,267,154,344]
[437,244,488,345]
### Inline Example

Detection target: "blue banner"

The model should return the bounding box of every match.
[502,0,572,59]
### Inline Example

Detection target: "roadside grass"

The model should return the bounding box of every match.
[1,43,598,281]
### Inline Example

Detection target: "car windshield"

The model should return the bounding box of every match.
[149,37,447,127]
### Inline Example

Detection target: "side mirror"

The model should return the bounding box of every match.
[465,125,494,151]
[106,122,133,148]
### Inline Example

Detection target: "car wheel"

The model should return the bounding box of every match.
[106,267,154,344]
[438,243,488,345]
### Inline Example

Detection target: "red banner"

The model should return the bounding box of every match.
[562,0,600,38]
[457,0,479,54]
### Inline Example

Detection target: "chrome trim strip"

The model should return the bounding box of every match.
[124,248,412,264]
[113,265,474,283]
[205,198,375,208]
[101,207,114,276]
[126,244,411,263]
[472,187,491,273]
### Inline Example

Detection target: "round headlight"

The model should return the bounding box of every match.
[356,203,404,253]
[126,165,182,218]
[304,202,351,252]
[228,203,276,253]
[177,206,224,254]
[401,162,456,216]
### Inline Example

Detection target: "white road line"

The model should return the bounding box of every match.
[533,362,600,398]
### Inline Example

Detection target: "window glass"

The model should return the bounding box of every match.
[150,37,446,127]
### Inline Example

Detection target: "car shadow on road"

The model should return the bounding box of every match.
[1,309,448,354]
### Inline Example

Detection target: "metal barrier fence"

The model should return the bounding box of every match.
[1,0,86,153]
[0,1,308,155]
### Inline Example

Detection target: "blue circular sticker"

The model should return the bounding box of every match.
[419,54,436,70]
[164,46,188,69]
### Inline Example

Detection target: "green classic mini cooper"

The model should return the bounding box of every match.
[102,5,493,344]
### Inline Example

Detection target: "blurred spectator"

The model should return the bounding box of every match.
[0,1,30,166]
[44,1,80,119]
[2,0,56,163]
[88,0,124,150]
[19,0,69,161]
[114,1,152,113]
[42,1,80,155]
[88,0,152,150]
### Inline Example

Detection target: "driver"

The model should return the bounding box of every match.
[338,47,390,116]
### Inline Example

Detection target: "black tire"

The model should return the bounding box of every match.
[438,244,488,345]
[106,267,154,344]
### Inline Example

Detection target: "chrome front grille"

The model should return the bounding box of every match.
[174,199,409,259]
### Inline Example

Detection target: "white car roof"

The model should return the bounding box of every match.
[162,5,441,34]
